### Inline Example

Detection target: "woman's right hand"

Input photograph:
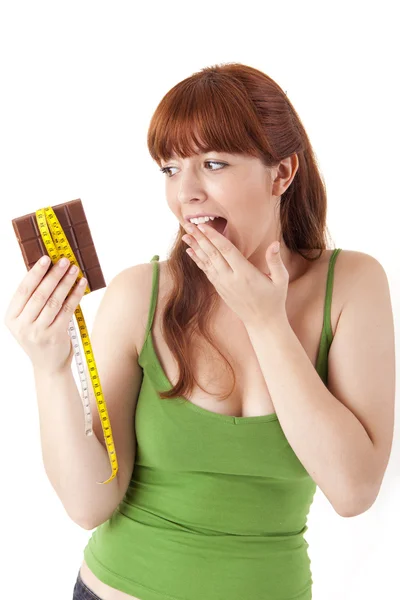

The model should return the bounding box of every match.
[4,255,88,374]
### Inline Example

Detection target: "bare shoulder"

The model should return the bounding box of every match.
[108,262,160,356]
[333,247,387,274]
[303,249,386,339]
[331,248,389,305]
[114,260,170,357]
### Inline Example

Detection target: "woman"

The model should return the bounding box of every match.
[6,62,395,600]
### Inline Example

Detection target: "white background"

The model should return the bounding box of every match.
[1,1,399,599]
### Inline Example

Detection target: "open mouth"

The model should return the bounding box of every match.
[194,216,227,236]
[208,216,228,235]
[185,216,229,236]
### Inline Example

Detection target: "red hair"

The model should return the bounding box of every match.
[147,62,334,401]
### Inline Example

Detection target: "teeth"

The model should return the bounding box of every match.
[189,216,218,224]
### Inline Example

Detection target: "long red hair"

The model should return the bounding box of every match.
[147,62,334,401]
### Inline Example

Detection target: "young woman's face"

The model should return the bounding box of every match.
[160,150,281,258]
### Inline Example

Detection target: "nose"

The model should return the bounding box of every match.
[177,170,207,206]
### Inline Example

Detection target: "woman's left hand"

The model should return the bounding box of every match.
[181,221,289,330]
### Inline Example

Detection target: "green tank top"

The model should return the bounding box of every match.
[84,248,342,600]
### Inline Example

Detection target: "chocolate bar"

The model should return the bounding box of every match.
[12,198,106,292]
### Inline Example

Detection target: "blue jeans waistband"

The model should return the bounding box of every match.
[73,570,103,600]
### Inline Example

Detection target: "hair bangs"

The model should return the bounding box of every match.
[147,75,265,165]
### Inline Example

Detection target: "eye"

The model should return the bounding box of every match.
[160,160,226,178]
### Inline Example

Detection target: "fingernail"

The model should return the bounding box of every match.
[58,257,69,268]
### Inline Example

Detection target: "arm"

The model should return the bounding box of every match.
[34,365,121,528]
[34,265,146,529]
[245,253,395,518]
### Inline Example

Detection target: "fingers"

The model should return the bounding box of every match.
[35,261,87,330]
[20,257,74,324]
[4,256,53,323]
[41,269,87,332]
[5,256,85,330]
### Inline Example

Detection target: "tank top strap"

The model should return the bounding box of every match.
[322,248,342,345]
[143,255,160,342]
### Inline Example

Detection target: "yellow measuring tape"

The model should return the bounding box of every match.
[35,206,118,485]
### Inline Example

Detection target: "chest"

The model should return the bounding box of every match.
[139,251,344,418]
